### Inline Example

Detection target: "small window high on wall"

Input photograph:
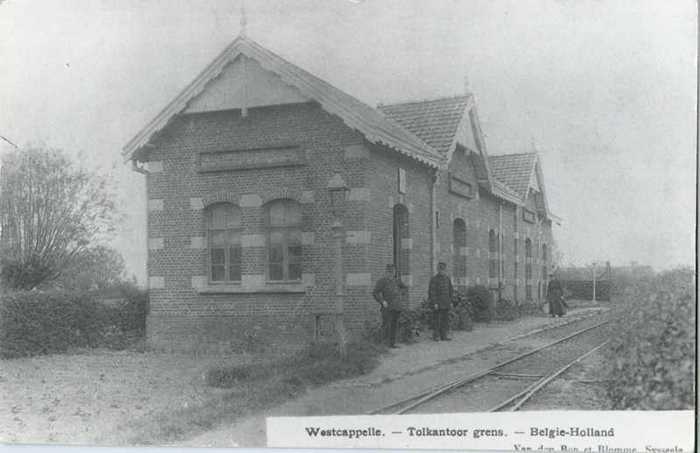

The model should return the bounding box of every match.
[207,203,242,283]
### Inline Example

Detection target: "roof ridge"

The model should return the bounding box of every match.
[489,151,537,158]
[378,94,470,108]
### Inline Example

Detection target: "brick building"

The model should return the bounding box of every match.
[123,35,556,351]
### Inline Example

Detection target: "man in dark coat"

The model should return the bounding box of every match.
[429,262,454,341]
[373,264,406,348]
[547,274,566,317]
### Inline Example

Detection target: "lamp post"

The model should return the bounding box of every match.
[590,262,597,302]
[327,173,349,357]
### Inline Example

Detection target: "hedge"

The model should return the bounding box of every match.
[0,285,148,358]
[604,268,695,409]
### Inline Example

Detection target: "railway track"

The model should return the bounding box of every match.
[369,318,612,415]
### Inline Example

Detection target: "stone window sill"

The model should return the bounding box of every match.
[197,283,307,294]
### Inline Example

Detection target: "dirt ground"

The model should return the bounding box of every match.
[0,347,287,445]
[0,304,609,446]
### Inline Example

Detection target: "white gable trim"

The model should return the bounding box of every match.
[443,98,494,191]
[123,35,444,169]
[184,55,310,113]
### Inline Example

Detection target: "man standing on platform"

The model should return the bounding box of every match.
[429,262,454,341]
[373,264,406,348]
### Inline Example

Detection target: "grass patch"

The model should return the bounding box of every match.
[125,340,385,445]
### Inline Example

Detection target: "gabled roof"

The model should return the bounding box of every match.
[378,94,494,189]
[488,152,558,221]
[492,179,523,205]
[123,35,444,169]
[377,95,471,155]
[488,152,538,199]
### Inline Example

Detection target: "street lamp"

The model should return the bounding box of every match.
[327,172,349,356]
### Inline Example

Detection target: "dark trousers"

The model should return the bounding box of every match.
[433,308,449,340]
[381,307,400,346]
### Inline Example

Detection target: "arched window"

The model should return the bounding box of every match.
[542,244,548,261]
[525,238,533,300]
[488,229,498,279]
[453,219,467,282]
[207,203,242,282]
[489,229,498,253]
[393,204,410,276]
[525,238,532,258]
[267,200,302,281]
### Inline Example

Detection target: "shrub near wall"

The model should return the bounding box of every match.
[604,268,695,410]
[494,298,519,321]
[0,286,148,358]
[466,285,493,322]
[0,290,100,358]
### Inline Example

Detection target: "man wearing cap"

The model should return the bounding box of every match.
[429,262,454,341]
[373,264,407,348]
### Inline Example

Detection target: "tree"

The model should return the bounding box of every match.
[51,245,128,291]
[0,146,118,290]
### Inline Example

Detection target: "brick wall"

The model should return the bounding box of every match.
[435,147,488,289]
[141,101,554,350]
[144,102,372,350]
[433,147,554,305]
[366,144,434,315]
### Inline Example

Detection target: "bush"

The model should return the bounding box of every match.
[0,290,102,358]
[466,285,493,322]
[450,291,474,331]
[604,267,695,410]
[494,298,519,321]
[397,309,423,343]
[0,285,148,358]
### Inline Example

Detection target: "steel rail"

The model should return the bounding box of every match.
[366,314,607,415]
[506,340,610,411]
[487,340,609,412]
[369,318,611,415]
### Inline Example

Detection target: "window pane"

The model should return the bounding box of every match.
[285,203,301,226]
[288,244,302,260]
[209,204,241,229]
[211,264,225,281]
[268,202,286,226]
[228,230,241,244]
[269,244,284,263]
[210,204,229,229]
[288,263,302,281]
[270,230,284,244]
[230,246,242,281]
[211,230,227,247]
[287,229,302,244]
[226,206,241,228]
[211,248,225,265]
[269,263,284,281]
[268,200,301,226]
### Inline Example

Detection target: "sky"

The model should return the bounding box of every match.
[0,0,696,282]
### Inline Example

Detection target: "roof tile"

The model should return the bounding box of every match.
[377,96,470,154]
[488,153,537,198]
